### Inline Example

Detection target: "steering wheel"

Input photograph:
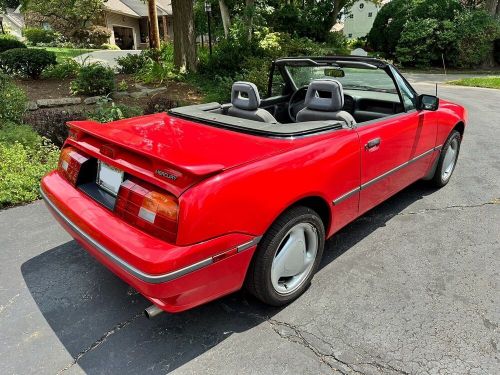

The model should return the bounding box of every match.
[288,86,309,122]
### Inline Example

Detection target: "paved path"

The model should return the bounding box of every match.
[0,84,499,375]
[74,50,140,69]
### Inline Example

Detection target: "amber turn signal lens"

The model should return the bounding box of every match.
[115,179,179,243]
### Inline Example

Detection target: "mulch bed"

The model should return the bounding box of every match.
[14,74,204,109]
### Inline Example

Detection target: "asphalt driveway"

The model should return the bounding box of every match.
[0,79,499,375]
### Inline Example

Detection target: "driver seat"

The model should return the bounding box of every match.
[227,82,277,123]
[296,79,356,126]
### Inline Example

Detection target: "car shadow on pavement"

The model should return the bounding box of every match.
[21,181,436,374]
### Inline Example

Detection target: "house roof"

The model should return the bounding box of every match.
[105,0,172,18]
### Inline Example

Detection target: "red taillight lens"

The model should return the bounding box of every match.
[58,147,89,185]
[115,179,179,243]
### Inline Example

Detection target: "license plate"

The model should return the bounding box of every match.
[96,161,124,196]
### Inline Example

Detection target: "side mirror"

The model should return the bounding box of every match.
[417,94,439,111]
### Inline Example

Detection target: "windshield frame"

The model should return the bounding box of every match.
[268,57,414,113]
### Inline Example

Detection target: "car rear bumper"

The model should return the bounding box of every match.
[40,171,260,313]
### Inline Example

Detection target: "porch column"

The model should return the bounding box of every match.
[162,15,169,41]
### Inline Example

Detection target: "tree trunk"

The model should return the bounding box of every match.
[484,0,497,14]
[148,0,161,49]
[219,0,231,38]
[172,0,197,73]
[245,0,255,41]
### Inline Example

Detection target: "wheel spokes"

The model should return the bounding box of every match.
[271,223,319,294]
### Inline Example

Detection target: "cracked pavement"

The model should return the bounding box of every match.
[0,80,499,375]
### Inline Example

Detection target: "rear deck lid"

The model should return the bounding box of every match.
[68,113,294,194]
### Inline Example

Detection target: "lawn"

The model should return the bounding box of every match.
[447,76,500,89]
[31,47,96,62]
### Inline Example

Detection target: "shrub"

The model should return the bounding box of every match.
[0,48,57,79]
[0,74,27,124]
[23,108,86,147]
[101,43,120,50]
[144,94,179,115]
[396,19,442,67]
[0,38,27,54]
[325,32,349,51]
[0,123,41,148]
[117,53,147,74]
[0,134,59,208]
[70,63,115,96]
[42,58,81,79]
[23,27,57,45]
[87,101,142,123]
[71,26,111,47]
[135,44,180,84]
[453,10,500,68]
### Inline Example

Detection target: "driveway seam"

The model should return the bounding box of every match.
[56,310,144,374]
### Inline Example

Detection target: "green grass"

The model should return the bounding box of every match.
[31,47,96,63]
[447,76,500,89]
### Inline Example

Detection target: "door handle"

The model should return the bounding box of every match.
[365,138,381,150]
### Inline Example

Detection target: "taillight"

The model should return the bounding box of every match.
[115,179,179,243]
[58,147,89,185]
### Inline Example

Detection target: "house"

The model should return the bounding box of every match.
[343,0,389,40]
[104,0,173,50]
[0,6,25,40]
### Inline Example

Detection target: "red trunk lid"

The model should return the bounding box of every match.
[67,113,293,195]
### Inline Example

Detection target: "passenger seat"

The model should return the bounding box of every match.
[227,82,278,123]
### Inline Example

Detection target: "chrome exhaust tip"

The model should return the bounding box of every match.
[144,304,164,319]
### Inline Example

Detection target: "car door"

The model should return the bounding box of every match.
[357,69,437,215]
[391,68,438,179]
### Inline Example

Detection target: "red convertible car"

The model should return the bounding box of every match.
[41,56,466,316]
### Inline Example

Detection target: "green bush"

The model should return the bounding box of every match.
[101,43,120,50]
[396,19,443,67]
[368,0,499,68]
[42,58,81,79]
[0,48,57,79]
[23,108,86,147]
[117,52,147,74]
[0,74,27,124]
[87,100,142,123]
[0,132,59,208]
[71,26,111,47]
[23,28,57,46]
[70,63,116,96]
[144,94,179,115]
[135,44,180,84]
[0,38,27,54]
[453,10,500,68]
[0,122,41,148]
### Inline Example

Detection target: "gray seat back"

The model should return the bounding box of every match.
[296,79,356,126]
[227,81,277,123]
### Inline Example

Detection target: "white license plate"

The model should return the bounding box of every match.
[96,161,124,196]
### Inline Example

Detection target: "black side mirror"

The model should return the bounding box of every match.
[417,94,439,111]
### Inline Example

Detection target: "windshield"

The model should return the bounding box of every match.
[286,66,398,93]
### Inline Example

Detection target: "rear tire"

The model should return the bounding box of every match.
[245,206,325,306]
[430,130,461,188]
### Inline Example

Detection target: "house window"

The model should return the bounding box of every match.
[349,14,354,19]
[348,34,352,38]
[359,3,365,9]
[368,12,373,17]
